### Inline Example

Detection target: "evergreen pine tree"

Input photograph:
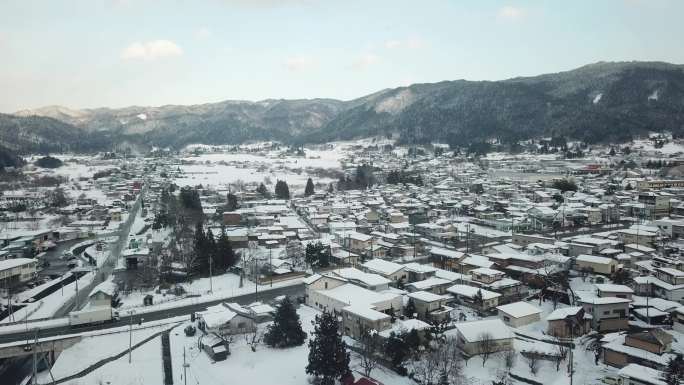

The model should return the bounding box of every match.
[257,183,270,198]
[205,228,217,272]
[475,289,484,309]
[663,353,684,385]
[384,331,409,373]
[264,297,306,348]
[275,180,291,199]
[405,329,421,352]
[304,178,315,197]
[193,222,209,274]
[216,227,236,269]
[404,299,416,318]
[306,312,350,385]
[226,192,239,211]
[305,242,319,267]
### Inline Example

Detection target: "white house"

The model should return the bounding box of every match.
[496,301,542,327]
[450,319,514,356]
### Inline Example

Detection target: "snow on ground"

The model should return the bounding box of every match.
[57,334,163,385]
[458,335,609,385]
[128,208,148,235]
[35,302,613,385]
[173,143,354,188]
[43,323,171,380]
[39,161,115,181]
[0,271,96,324]
[118,273,303,313]
[174,163,335,189]
[593,93,603,104]
[168,305,414,385]
[633,138,684,155]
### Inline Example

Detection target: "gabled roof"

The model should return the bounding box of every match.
[452,319,512,342]
[302,273,348,286]
[362,259,405,275]
[496,301,541,318]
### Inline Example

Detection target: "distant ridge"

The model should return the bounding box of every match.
[6,61,684,152]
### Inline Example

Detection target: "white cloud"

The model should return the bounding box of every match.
[121,40,183,61]
[384,37,425,50]
[194,27,212,40]
[218,0,312,7]
[497,5,526,21]
[284,55,317,72]
[384,40,402,49]
[351,53,380,70]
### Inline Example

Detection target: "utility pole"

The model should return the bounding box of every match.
[7,290,13,322]
[209,254,213,294]
[254,255,258,302]
[269,247,273,288]
[31,329,38,385]
[412,223,416,261]
[347,233,351,268]
[128,311,134,363]
[466,223,470,253]
[183,346,189,385]
[74,273,79,310]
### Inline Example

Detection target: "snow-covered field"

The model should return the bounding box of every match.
[174,163,334,189]
[173,143,355,189]
[45,323,171,380]
[118,272,303,313]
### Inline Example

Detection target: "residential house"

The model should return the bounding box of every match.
[580,297,631,332]
[450,319,513,356]
[446,284,501,311]
[197,303,257,336]
[496,301,542,327]
[602,330,675,370]
[546,307,592,338]
[341,305,391,339]
[575,254,619,275]
[616,364,667,385]
[361,259,408,284]
[406,291,452,322]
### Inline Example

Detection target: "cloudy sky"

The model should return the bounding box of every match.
[1,0,683,112]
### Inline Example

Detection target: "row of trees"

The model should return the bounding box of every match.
[192,223,237,274]
[256,180,292,199]
[337,164,375,191]
[386,169,424,186]
[264,299,350,385]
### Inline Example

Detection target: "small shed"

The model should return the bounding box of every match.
[201,333,230,361]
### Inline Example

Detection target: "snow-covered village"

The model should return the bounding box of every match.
[3,2,684,384]
[1,137,684,385]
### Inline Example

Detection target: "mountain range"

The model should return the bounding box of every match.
[3,61,684,154]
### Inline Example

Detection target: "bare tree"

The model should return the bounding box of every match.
[409,348,440,385]
[136,253,159,289]
[554,339,569,371]
[243,328,263,352]
[525,352,541,376]
[434,336,464,385]
[358,329,381,377]
[476,332,496,367]
[503,348,517,373]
